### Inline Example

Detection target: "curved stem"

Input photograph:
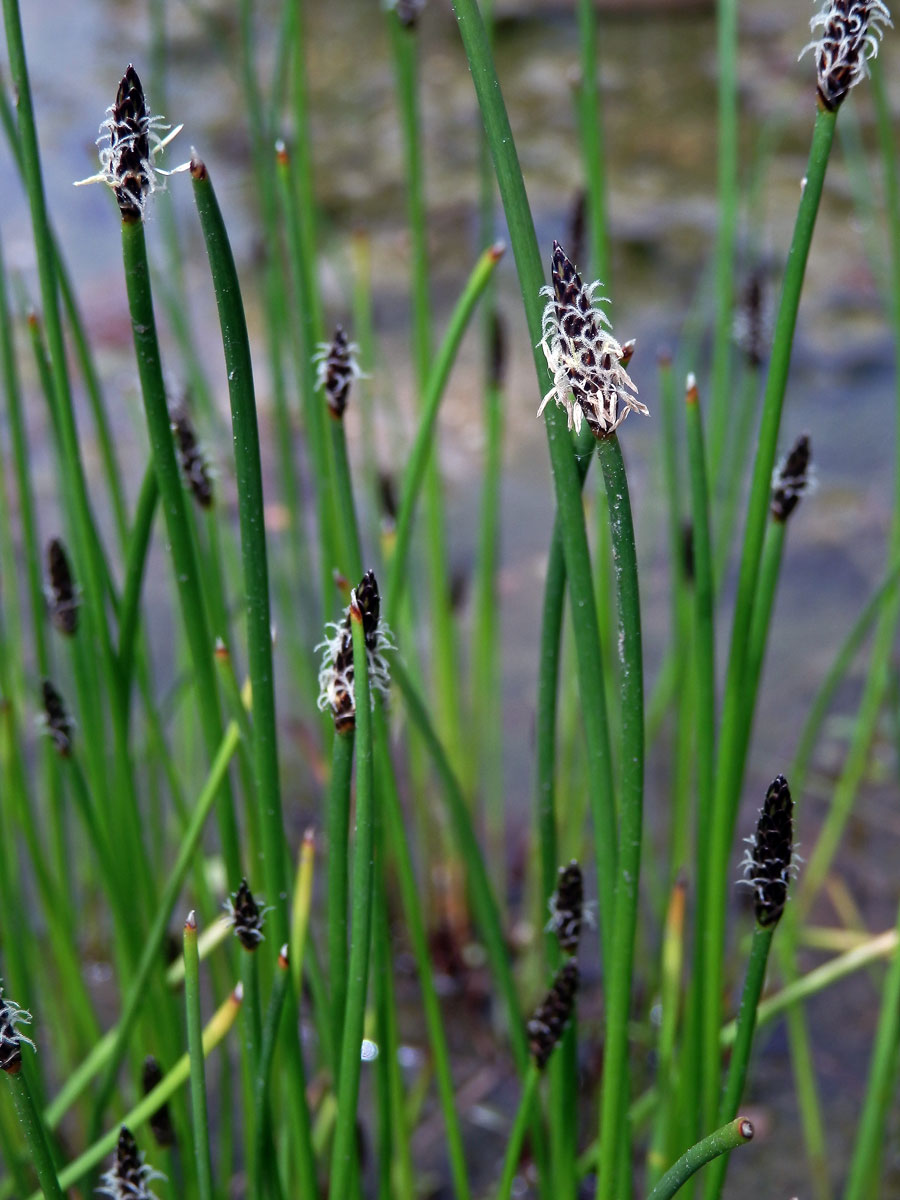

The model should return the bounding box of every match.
[645,1118,754,1200]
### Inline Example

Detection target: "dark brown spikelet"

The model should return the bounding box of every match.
[316,326,357,419]
[142,1057,176,1147]
[355,570,381,653]
[111,66,152,219]
[744,774,794,927]
[810,0,891,111]
[41,679,74,757]
[528,960,579,1069]
[0,988,34,1074]
[549,861,584,954]
[229,879,267,950]
[171,406,213,509]
[99,1126,158,1200]
[771,434,811,523]
[548,241,631,439]
[46,538,79,636]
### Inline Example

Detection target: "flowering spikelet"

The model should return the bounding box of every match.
[75,65,185,220]
[41,679,74,757]
[538,241,647,438]
[226,879,271,950]
[0,984,35,1074]
[801,0,892,110]
[313,326,364,419]
[171,406,214,509]
[317,570,393,732]
[741,774,795,927]
[771,434,812,523]
[97,1127,163,1200]
[546,860,584,955]
[528,960,579,1069]
[46,537,78,636]
[141,1057,176,1147]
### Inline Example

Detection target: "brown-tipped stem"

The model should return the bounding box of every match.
[771,434,811,523]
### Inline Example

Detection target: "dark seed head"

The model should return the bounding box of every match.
[41,679,74,757]
[812,0,890,111]
[171,406,213,509]
[142,1058,176,1147]
[46,538,78,636]
[771,434,811,523]
[0,989,34,1074]
[316,326,358,419]
[528,960,579,1069]
[98,1126,159,1200]
[745,774,794,927]
[549,861,584,955]
[355,570,381,652]
[229,879,266,950]
[111,66,152,220]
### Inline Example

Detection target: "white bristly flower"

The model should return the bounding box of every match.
[75,64,187,220]
[538,241,647,438]
[97,1127,164,1200]
[0,983,35,1074]
[316,571,393,731]
[800,0,892,110]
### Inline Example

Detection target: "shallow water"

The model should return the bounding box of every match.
[3,1,900,1195]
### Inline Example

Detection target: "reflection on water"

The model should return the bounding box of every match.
[2,1,899,1194]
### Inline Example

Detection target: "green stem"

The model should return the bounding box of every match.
[329,600,375,1199]
[452,0,617,955]
[117,463,159,698]
[120,214,241,883]
[184,914,215,1200]
[327,730,355,1071]
[646,1118,754,1200]
[575,0,608,279]
[705,923,776,1200]
[704,105,836,1132]
[4,1065,64,1200]
[495,1063,541,1200]
[190,159,289,943]
[595,434,644,1200]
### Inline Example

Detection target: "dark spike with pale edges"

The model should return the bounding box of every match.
[46,538,78,635]
[41,679,73,757]
[743,774,794,927]
[771,434,811,523]
[548,860,584,954]
[110,66,152,219]
[803,0,892,111]
[97,1126,161,1200]
[171,406,213,509]
[527,959,580,1069]
[228,879,267,950]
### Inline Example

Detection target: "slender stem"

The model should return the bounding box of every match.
[575,0,608,279]
[184,914,215,1200]
[117,463,159,698]
[190,159,289,944]
[705,923,776,1200]
[329,600,375,1199]
[121,214,241,883]
[452,0,617,955]
[327,730,355,1070]
[704,105,836,1132]
[495,1063,541,1200]
[375,715,472,1200]
[595,434,644,1200]
[4,1065,65,1200]
[251,950,290,1200]
[646,1118,754,1200]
